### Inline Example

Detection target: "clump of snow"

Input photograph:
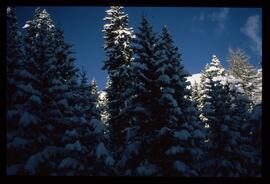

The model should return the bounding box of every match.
[18,70,33,79]
[159,127,171,136]
[186,73,202,86]
[80,117,88,124]
[125,141,140,155]
[158,74,170,84]
[174,129,191,140]
[193,129,206,139]
[19,111,38,127]
[136,160,159,176]
[105,156,115,166]
[166,146,185,155]
[23,22,31,29]
[25,146,62,174]
[160,94,177,107]
[65,140,82,152]
[58,99,68,107]
[8,137,28,148]
[17,84,35,94]
[96,142,108,159]
[58,157,78,169]
[65,129,79,137]
[91,119,105,134]
[174,160,187,173]
[29,95,41,105]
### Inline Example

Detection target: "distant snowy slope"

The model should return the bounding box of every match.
[186,73,202,86]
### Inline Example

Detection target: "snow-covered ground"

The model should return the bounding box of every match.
[186,73,202,86]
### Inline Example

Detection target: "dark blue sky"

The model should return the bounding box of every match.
[16,6,262,90]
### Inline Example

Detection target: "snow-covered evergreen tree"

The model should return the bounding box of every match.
[7,8,112,175]
[6,8,59,175]
[222,76,257,176]
[6,6,35,175]
[227,48,258,106]
[152,26,205,176]
[17,8,74,175]
[102,6,135,154]
[6,7,24,109]
[198,55,257,176]
[117,16,161,175]
[57,68,113,175]
[119,22,205,176]
[198,56,227,128]
[198,55,236,176]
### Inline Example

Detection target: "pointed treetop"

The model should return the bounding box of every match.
[92,78,97,85]
[211,55,222,67]
[7,6,15,15]
[7,7,11,13]
[162,25,168,32]
[35,7,42,15]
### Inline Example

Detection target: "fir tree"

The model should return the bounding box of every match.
[6,6,34,175]
[119,22,205,176]
[20,8,72,175]
[6,7,24,109]
[152,26,205,176]
[118,16,161,175]
[102,6,135,155]
[199,55,255,176]
[57,68,113,175]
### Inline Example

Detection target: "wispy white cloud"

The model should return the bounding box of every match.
[241,15,262,56]
[210,8,229,32]
[192,8,230,33]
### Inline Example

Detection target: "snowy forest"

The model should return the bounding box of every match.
[6,6,262,176]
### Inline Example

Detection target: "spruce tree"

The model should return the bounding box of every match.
[7,8,59,175]
[223,76,256,176]
[6,6,35,175]
[119,22,205,176]
[199,55,255,176]
[152,26,205,176]
[57,68,113,175]
[19,8,73,175]
[118,16,161,175]
[102,6,135,154]
[6,7,24,109]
